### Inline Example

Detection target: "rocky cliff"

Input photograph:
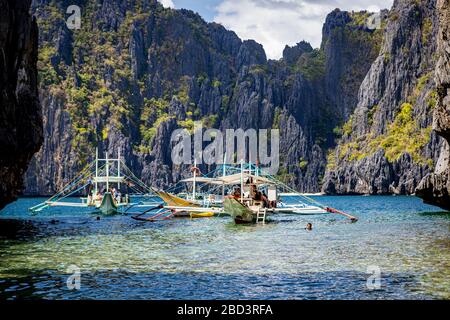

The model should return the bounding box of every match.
[323,0,442,195]
[416,0,450,210]
[24,0,384,194]
[0,0,42,209]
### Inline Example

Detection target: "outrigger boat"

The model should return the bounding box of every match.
[29,150,357,224]
[158,161,358,224]
[152,190,217,218]
[29,149,221,220]
[29,149,160,215]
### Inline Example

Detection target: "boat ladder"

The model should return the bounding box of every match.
[256,208,267,224]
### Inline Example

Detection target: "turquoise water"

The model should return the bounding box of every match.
[0,196,448,300]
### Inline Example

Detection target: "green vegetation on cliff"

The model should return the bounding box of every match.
[31,1,389,194]
[329,102,432,166]
[295,49,325,81]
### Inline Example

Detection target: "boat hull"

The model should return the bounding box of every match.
[223,198,255,224]
[156,191,199,207]
[98,192,118,215]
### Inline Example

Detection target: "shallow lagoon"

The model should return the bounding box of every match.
[0,196,448,299]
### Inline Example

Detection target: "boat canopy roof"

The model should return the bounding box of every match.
[94,176,126,183]
[180,173,276,186]
[179,177,222,184]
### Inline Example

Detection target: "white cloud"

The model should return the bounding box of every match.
[159,0,175,8]
[214,0,393,59]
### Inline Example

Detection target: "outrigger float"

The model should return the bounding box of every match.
[29,150,357,225]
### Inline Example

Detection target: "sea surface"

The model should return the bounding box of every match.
[0,196,448,300]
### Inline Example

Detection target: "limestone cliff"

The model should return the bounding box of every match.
[0,0,42,209]
[323,0,441,195]
[24,1,382,194]
[416,0,450,210]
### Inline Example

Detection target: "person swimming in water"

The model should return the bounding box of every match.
[305,223,312,231]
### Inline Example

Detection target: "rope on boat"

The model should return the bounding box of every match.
[120,162,155,195]
[29,155,159,215]
[47,161,97,201]
[262,174,317,205]
[29,161,102,213]
[265,173,358,222]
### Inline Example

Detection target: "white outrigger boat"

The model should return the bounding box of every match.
[29,149,161,215]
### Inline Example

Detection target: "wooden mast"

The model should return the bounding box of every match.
[118,149,121,190]
[106,152,109,191]
[222,152,226,200]
[192,159,197,200]
[95,147,98,195]
[240,159,244,201]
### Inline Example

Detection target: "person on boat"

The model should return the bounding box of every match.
[305,223,312,231]
[86,177,93,190]
[109,188,118,205]
[94,191,102,202]
[232,187,241,199]
[87,194,93,205]
[86,177,94,204]
[250,184,258,199]
[261,191,269,208]
[251,187,269,208]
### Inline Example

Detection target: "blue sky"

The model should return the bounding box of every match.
[160,0,394,59]
[172,0,222,21]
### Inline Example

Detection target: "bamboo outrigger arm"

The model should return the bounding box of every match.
[326,207,358,222]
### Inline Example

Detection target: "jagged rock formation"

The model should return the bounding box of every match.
[24,0,383,195]
[416,0,450,210]
[0,0,42,209]
[323,0,442,195]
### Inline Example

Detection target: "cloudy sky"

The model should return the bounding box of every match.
[159,0,394,59]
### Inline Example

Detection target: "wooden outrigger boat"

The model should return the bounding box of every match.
[171,161,357,224]
[152,190,216,218]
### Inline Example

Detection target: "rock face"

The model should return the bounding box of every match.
[416,0,450,210]
[0,0,42,209]
[323,0,442,195]
[24,1,383,194]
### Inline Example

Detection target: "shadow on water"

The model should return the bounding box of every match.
[0,216,166,241]
[0,219,41,241]
[0,269,433,300]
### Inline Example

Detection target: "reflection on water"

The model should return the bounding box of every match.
[0,196,448,299]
